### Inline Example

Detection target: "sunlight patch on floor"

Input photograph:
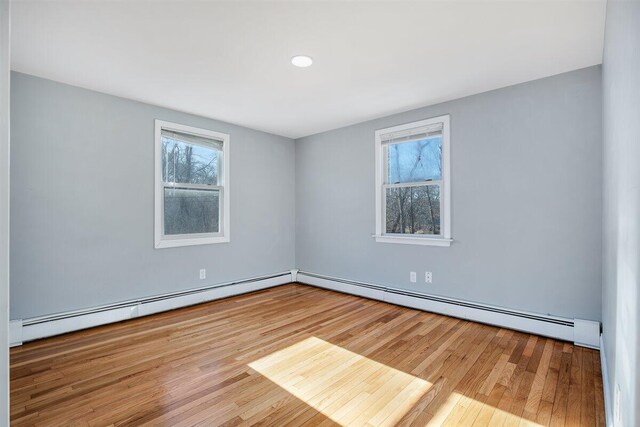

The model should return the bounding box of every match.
[426,391,544,426]
[248,336,432,426]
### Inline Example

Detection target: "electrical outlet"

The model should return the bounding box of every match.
[199,269,206,280]
[410,272,417,283]
[614,384,621,424]
[425,271,433,283]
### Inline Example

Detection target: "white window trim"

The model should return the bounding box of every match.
[373,114,452,247]
[154,120,230,249]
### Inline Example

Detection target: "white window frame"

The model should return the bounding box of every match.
[374,114,452,247]
[154,120,230,249]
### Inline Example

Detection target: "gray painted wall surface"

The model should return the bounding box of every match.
[10,72,295,320]
[296,66,602,321]
[0,0,10,423]
[602,1,640,425]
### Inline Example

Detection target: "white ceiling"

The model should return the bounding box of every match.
[11,1,606,139]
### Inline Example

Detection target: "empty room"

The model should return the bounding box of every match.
[0,0,639,425]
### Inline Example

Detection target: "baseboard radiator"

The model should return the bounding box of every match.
[10,269,600,349]
[10,271,294,346]
[296,271,600,349]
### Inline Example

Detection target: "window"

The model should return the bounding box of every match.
[374,115,451,246]
[154,120,230,248]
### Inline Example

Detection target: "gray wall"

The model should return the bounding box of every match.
[0,0,10,423]
[296,66,602,321]
[602,0,640,425]
[10,72,296,320]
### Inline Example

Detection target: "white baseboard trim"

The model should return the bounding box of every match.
[11,271,292,345]
[297,271,599,346]
[600,334,613,427]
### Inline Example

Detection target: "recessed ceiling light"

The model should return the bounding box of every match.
[291,55,313,68]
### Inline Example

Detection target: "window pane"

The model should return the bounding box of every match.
[164,188,219,235]
[385,185,440,235]
[387,137,442,184]
[162,135,220,185]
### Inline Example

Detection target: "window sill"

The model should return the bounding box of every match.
[155,236,230,249]
[372,235,453,247]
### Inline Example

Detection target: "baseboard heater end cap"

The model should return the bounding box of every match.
[10,319,23,347]
[573,318,600,349]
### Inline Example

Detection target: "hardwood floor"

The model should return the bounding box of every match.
[10,284,605,426]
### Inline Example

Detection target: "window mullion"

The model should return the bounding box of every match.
[384,181,441,189]
[162,182,222,191]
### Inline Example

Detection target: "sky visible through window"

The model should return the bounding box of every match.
[387,136,442,184]
[162,136,219,185]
